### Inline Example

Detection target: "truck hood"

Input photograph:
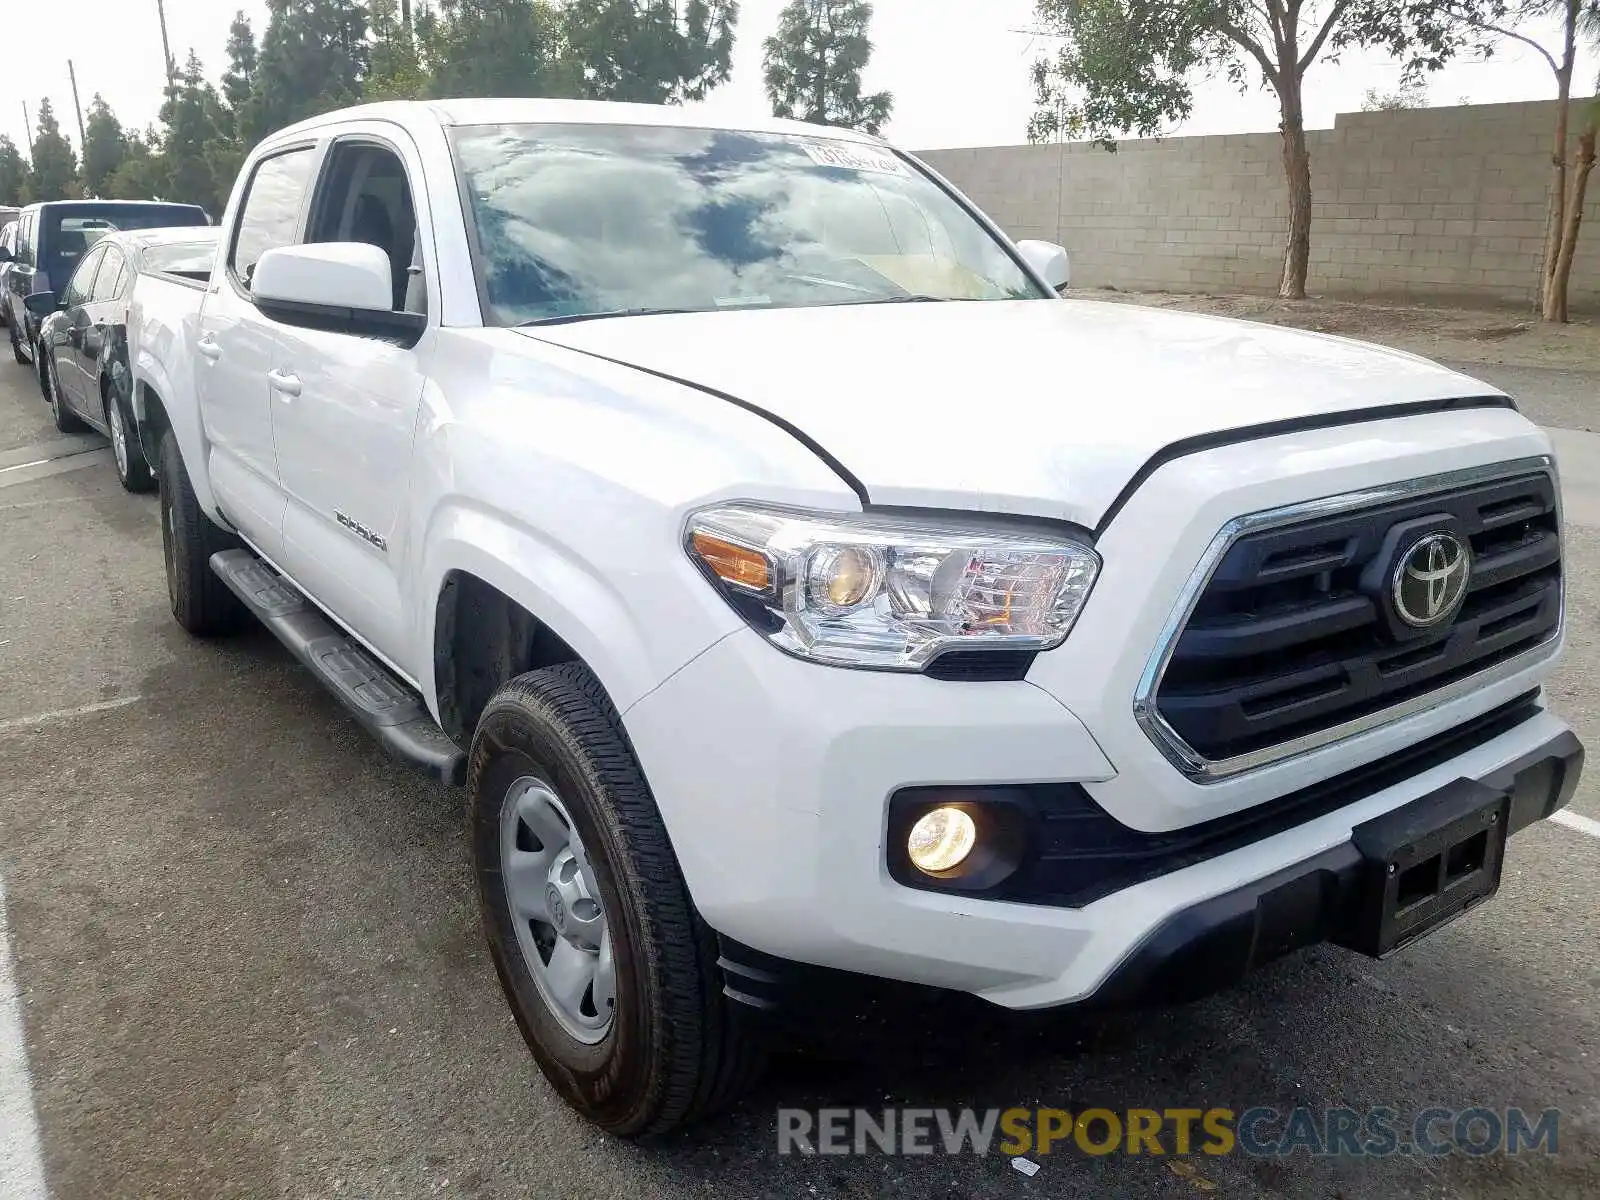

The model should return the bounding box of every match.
[520,299,1502,528]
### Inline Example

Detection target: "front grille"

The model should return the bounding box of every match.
[1152,469,1561,766]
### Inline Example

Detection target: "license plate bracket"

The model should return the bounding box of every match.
[1336,778,1510,958]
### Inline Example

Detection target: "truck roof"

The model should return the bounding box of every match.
[270,97,885,147]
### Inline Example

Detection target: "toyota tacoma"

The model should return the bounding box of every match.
[134,98,1581,1136]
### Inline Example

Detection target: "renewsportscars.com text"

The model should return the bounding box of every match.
[776,1106,1560,1159]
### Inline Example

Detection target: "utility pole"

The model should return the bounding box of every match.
[156,0,175,89]
[401,0,412,29]
[68,60,86,152]
[21,101,32,163]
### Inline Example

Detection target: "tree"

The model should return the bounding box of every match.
[1029,2,1477,300]
[25,98,79,203]
[0,137,27,207]
[221,10,260,116]
[366,0,431,100]
[1438,1,1599,320]
[1361,82,1430,110]
[161,51,227,214]
[563,0,737,104]
[105,129,169,201]
[246,0,370,141]
[81,95,128,197]
[413,0,578,100]
[762,0,894,134]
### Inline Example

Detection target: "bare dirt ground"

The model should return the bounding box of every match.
[1082,288,1600,372]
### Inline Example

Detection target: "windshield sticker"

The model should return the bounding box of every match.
[798,141,908,176]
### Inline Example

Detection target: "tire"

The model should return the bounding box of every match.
[469,664,764,1136]
[10,319,27,365]
[107,385,154,492]
[158,433,247,636]
[44,354,86,433]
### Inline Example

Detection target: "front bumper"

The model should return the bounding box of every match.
[623,622,1580,1012]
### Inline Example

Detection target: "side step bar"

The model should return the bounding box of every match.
[210,549,466,784]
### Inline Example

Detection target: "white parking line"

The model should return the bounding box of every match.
[0,879,47,1200]
[1552,809,1600,839]
[0,697,143,736]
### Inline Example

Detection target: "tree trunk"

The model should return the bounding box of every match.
[1277,77,1312,300]
[1545,125,1596,324]
[1539,0,1579,319]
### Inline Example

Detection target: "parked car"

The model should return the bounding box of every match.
[0,219,16,328]
[26,227,220,490]
[0,200,208,367]
[136,99,1578,1136]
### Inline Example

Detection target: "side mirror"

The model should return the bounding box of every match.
[1016,239,1071,294]
[23,291,60,318]
[252,242,423,345]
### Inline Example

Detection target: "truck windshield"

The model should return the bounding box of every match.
[449,123,1046,325]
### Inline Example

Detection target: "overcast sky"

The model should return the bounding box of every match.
[4,0,1595,157]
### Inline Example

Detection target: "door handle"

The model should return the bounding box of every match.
[197,336,222,361]
[267,368,302,398]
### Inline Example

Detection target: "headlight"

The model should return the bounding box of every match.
[685,504,1100,670]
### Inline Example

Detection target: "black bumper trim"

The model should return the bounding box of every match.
[1085,728,1582,1007]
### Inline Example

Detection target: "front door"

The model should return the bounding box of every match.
[269,132,433,673]
[76,243,129,424]
[197,144,321,560]
[52,244,105,413]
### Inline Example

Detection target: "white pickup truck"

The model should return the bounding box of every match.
[135,98,1580,1136]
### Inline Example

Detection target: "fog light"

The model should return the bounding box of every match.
[907,807,977,874]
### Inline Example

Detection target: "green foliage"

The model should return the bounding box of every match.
[105,130,171,201]
[366,0,431,100]
[246,0,371,142]
[0,137,27,206]
[1027,2,1490,146]
[563,0,738,103]
[222,11,260,114]
[82,95,129,198]
[1361,83,1429,111]
[417,0,580,99]
[161,51,229,214]
[25,99,79,203]
[220,10,261,136]
[762,0,893,134]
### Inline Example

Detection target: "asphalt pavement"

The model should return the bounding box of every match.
[0,348,1597,1200]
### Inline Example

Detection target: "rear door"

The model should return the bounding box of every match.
[198,143,321,561]
[11,211,38,337]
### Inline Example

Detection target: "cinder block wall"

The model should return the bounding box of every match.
[918,98,1599,308]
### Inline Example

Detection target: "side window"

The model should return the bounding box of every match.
[18,214,35,268]
[62,246,105,307]
[230,147,319,287]
[307,141,425,315]
[92,246,128,302]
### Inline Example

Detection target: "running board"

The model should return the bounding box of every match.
[210,549,466,784]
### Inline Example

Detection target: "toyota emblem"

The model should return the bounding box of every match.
[1392,533,1472,628]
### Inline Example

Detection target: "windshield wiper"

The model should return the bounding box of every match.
[518,307,695,327]
[828,293,953,307]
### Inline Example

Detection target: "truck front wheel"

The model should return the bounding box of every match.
[468,663,763,1135]
[158,434,247,636]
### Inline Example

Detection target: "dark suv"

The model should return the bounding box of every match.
[2,200,208,365]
